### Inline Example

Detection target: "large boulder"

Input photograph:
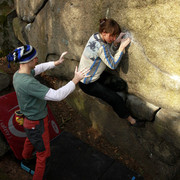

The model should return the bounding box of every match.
[10,0,180,179]
[112,1,180,112]
[0,0,21,57]
[13,0,180,112]
[66,87,180,180]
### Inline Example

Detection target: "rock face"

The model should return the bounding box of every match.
[1,0,180,179]
[13,0,180,110]
[0,0,21,57]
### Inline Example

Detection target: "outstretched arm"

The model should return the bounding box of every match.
[34,51,68,76]
[44,66,90,101]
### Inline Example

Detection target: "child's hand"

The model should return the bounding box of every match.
[114,32,126,46]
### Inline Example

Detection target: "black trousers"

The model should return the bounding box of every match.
[79,71,130,119]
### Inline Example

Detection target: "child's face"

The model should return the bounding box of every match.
[102,32,117,44]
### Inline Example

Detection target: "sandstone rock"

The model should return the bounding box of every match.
[126,94,160,121]
[46,54,78,80]
[132,108,180,166]
[120,41,180,112]
[13,0,106,61]
[10,0,180,179]
[14,0,46,22]
[12,17,27,45]
[114,0,180,112]
[13,0,180,113]
[154,109,180,149]
[66,87,179,179]
[135,122,180,166]
[0,0,20,56]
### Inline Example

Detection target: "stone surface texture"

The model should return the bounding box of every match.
[0,0,180,179]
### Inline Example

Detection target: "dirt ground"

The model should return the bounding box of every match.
[0,59,151,180]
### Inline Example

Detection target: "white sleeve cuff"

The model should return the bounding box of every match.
[44,81,75,101]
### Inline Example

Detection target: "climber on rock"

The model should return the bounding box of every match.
[78,18,145,128]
